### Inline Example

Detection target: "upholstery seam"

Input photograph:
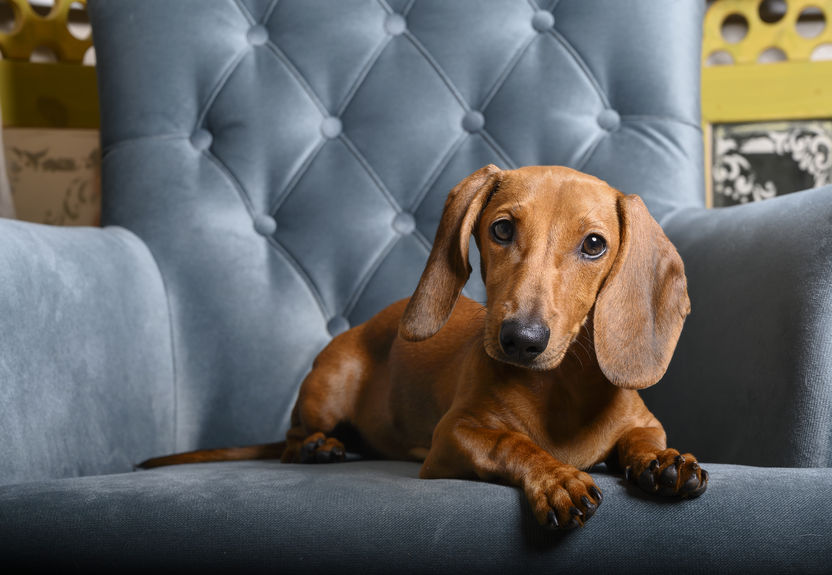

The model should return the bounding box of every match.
[340,135,404,212]
[411,227,433,253]
[101,133,187,158]
[547,28,609,109]
[626,121,692,161]
[232,0,256,25]
[262,0,281,25]
[574,131,606,172]
[336,35,392,117]
[622,114,703,133]
[268,138,328,216]
[479,32,538,111]
[479,131,518,169]
[203,150,256,213]
[265,235,333,318]
[262,40,328,115]
[194,48,251,131]
[403,30,469,111]
[342,234,402,317]
[408,132,468,212]
[203,149,332,318]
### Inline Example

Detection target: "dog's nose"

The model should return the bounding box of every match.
[499,319,550,363]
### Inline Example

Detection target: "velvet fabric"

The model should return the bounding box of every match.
[1,460,830,574]
[0,221,173,485]
[646,186,832,467]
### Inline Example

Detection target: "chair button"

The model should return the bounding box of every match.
[327,316,350,337]
[190,129,212,152]
[321,116,342,139]
[247,25,268,46]
[597,109,621,132]
[385,13,406,36]
[532,10,555,32]
[253,214,277,236]
[392,212,415,235]
[462,110,485,133]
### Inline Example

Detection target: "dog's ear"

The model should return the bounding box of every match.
[399,164,501,341]
[594,194,691,389]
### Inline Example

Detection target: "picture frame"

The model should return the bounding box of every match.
[702,0,832,207]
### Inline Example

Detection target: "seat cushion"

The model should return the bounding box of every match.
[1,460,829,573]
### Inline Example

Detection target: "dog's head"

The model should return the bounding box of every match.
[399,164,690,390]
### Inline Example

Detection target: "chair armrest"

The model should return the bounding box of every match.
[0,220,174,485]
[644,186,832,468]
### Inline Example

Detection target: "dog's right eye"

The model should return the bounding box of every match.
[490,219,514,244]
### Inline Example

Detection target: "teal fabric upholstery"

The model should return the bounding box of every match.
[2,461,831,574]
[647,186,832,467]
[0,221,173,485]
[2,0,831,572]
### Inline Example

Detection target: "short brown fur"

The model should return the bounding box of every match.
[139,165,707,529]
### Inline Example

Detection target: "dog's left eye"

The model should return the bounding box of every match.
[490,219,514,244]
[581,234,606,258]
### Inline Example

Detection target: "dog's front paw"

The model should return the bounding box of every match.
[625,448,708,498]
[525,467,603,530]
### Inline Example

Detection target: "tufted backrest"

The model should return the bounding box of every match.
[90,0,705,452]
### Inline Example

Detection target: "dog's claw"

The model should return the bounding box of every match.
[581,496,598,519]
[547,510,559,529]
[638,468,657,492]
[589,485,603,504]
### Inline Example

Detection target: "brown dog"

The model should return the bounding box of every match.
[140,165,708,530]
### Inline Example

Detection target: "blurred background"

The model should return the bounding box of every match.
[0,0,830,224]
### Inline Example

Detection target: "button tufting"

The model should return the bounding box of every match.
[597,109,621,132]
[385,13,406,36]
[392,212,415,235]
[327,315,350,337]
[247,25,268,46]
[462,110,485,133]
[253,214,277,236]
[531,10,555,32]
[190,129,212,152]
[320,116,343,139]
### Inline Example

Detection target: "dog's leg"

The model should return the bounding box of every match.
[282,407,347,464]
[421,416,603,530]
[616,426,708,498]
[281,331,373,464]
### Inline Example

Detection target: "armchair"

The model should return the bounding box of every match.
[2,1,831,572]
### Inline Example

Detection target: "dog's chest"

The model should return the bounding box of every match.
[536,383,634,469]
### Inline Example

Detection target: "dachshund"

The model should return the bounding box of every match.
[139,164,708,530]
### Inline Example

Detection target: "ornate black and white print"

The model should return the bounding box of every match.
[711,120,832,207]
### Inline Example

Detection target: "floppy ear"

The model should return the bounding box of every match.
[399,164,501,341]
[594,194,691,389]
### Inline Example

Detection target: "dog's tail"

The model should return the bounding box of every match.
[135,441,286,470]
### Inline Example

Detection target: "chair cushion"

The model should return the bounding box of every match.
[1,460,829,573]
